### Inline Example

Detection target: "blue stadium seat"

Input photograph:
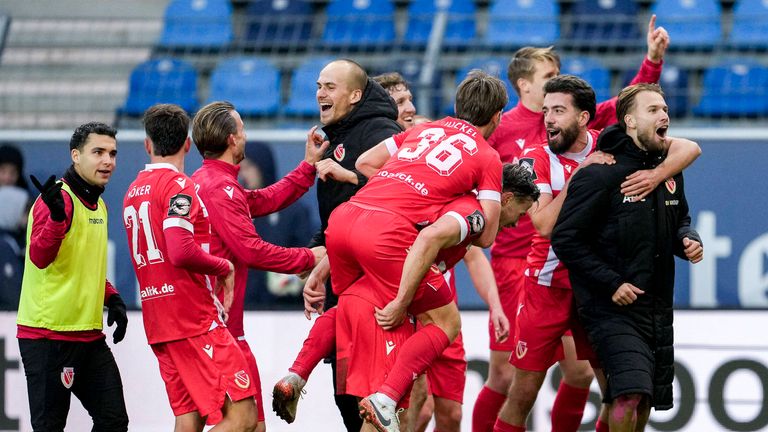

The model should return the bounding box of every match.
[322,0,396,48]
[158,0,233,49]
[652,0,721,49]
[622,63,689,118]
[560,56,611,102]
[122,58,198,117]
[694,59,768,117]
[405,0,476,48]
[206,57,280,116]
[285,57,333,117]
[484,0,558,48]
[728,0,768,50]
[567,0,640,47]
[243,0,314,49]
[445,57,519,115]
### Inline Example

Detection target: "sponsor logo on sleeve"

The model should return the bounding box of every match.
[175,177,186,189]
[386,340,396,356]
[223,186,234,199]
[519,158,537,180]
[167,194,192,217]
[466,210,485,235]
[516,138,526,149]
[61,367,74,389]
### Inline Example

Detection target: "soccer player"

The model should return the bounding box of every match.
[190,101,326,430]
[17,122,128,432]
[273,59,402,431]
[552,83,703,432]
[372,72,416,130]
[492,76,700,432]
[317,70,504,432]
[475,16,671,431]
[123,104,258,431]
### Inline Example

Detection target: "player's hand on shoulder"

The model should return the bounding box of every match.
[621,169,662,201]
[315,159,355,183]
[582,151,615,169]
[305,125,330,165]
[683,237,703,263]
[612,282,645,306]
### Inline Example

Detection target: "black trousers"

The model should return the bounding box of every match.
[19,338,129,432]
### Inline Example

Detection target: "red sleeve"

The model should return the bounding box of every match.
[208,184,314,274]
[476,150,503,200]
[590,58,664,130]
[246,161,315,217]
[164,226,230,276]
[391,130,409,148]
[104,280,118,304]
[28,191,72,269]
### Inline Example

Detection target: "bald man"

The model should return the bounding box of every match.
[273,59,402,431]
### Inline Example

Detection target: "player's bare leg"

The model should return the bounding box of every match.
[406,374,430,432]
[413,394,435,432]
[174,412,204,432]
[496,367,547,427]
[608,394,650,432]
[211,396,258,432]
[433,397,461,432]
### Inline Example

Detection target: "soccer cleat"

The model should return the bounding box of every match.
[272,373,306,424]
[358,394,401,432]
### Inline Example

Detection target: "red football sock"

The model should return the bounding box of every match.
[289,307,337,381]
[551,380,590,432]
[380,324,450,402]
[493,418,525,432]
[472,385,507,432]
[595,419,609,432]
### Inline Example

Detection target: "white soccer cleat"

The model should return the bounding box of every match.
[271,373,306,424]
[358,394,401,432]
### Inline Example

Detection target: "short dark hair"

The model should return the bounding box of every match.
[544,74,596,123]
[507,46,561,96]
[70,122,117,151]
[455,70,507,127]
[616,83,665,130]
[373,72,409,92]
[192,101,237,159]
[503,163,540,201]
[143,104,190,157]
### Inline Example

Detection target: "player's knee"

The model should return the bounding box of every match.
[435,402,462,429]
[488,357,514,391]
[611,394,644,422]
[563,362,594,387]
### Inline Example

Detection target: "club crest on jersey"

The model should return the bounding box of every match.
[515,341,528,359]
[519,158,537,180]
[168,193,192,217]
[466,210,486,235]
[665,178,677,194]
[234,370,251,389]
[61,367,74,389]
[334,144,345,162]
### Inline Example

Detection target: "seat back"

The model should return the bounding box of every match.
[207,57,281,116]
[322,0,396,46]
[485,0,559,47]
[123,58,198,116]
[159,0,233,48]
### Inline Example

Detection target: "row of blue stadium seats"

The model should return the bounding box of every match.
[120,55,768,119]
[159,0,768,50]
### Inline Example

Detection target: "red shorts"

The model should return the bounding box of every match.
[151,326,257,417]
[326,203,452,315]
[426,330,467,403]
[489,256,527,351]
[206,338,265,425]
[510,279,575,372]
[335,293,414,407]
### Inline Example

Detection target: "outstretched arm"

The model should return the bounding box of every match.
[464,247,509,343]
[620,137,701,200]
[356,141,394,178]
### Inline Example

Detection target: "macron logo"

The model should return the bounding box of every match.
[203,344,214,359]
[175,178,186,189]
[516,138,525,149]
[386,340,395,356]
[224,186,234,199]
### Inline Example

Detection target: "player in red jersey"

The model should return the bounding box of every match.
[492,76,700,432]
[189,101,326,431]
[123,104,258,431]
[356,104,509,432]
[474,16,672,432]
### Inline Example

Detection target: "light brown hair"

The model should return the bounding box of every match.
[192,101,236,159]
[455,70,508,127]
[616,83,665,130]
[507,46,561,95]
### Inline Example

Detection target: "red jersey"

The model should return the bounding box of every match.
[487,57,663,259]
[191,159,316,339]
[523,130,599,289]
[123,163,228,344]
[352,117,502,225]
[433,194,484,274]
